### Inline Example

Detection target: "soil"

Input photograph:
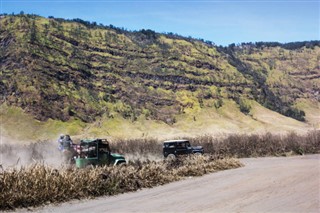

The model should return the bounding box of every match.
[32,154,320,213]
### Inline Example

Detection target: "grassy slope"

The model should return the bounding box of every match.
[0,15,319,141]
[0,101,312,142]
[233,45,320,125]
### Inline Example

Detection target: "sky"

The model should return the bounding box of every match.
[1,0,319,46]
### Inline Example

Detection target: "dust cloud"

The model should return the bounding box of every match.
[125,153,163,163]
[0,136,65,169]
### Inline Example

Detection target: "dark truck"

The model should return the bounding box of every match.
[74,138,126,168]
[163,139,204,158]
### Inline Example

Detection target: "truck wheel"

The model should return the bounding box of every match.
[167,154,176,160]
[85,164,94,169]
[116,161,126,166]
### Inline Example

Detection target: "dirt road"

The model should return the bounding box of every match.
[34,155,320,213]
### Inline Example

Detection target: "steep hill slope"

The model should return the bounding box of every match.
[226,43,319,122]
[0,14,319,140]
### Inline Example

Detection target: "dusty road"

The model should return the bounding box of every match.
[34,155,320,213]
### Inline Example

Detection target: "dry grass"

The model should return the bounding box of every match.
[0,130,319,210]
[0,156,242,210]
[111,130,320,158]
[189,130,320,157]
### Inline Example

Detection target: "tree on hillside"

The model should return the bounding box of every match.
[30,20,37,44]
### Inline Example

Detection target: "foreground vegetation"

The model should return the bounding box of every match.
[0,130,319,210]
[0,156,241,210]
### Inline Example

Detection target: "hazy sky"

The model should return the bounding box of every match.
[1,0,319,45]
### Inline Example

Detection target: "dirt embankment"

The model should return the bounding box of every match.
[32,154,320,213]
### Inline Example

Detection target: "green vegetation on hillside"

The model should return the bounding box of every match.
[1,14,319,130]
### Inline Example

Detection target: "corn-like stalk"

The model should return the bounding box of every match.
[0,155,242,210]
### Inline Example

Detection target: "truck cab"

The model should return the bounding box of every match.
[163,139,204,158]
[75,139,126,168]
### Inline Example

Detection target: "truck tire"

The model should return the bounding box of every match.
[167,154,176,160]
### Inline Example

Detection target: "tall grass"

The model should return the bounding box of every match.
[112,130,320,158]
[0,130,319,210]
[1,131,318,165]
[0,156,242,210]
[190,130,320,157]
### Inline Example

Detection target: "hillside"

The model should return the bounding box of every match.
[0,14,319,140]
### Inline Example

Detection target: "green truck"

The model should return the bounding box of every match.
[74,138,126,168]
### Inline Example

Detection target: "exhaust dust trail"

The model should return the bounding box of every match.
[0,137,65,169]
